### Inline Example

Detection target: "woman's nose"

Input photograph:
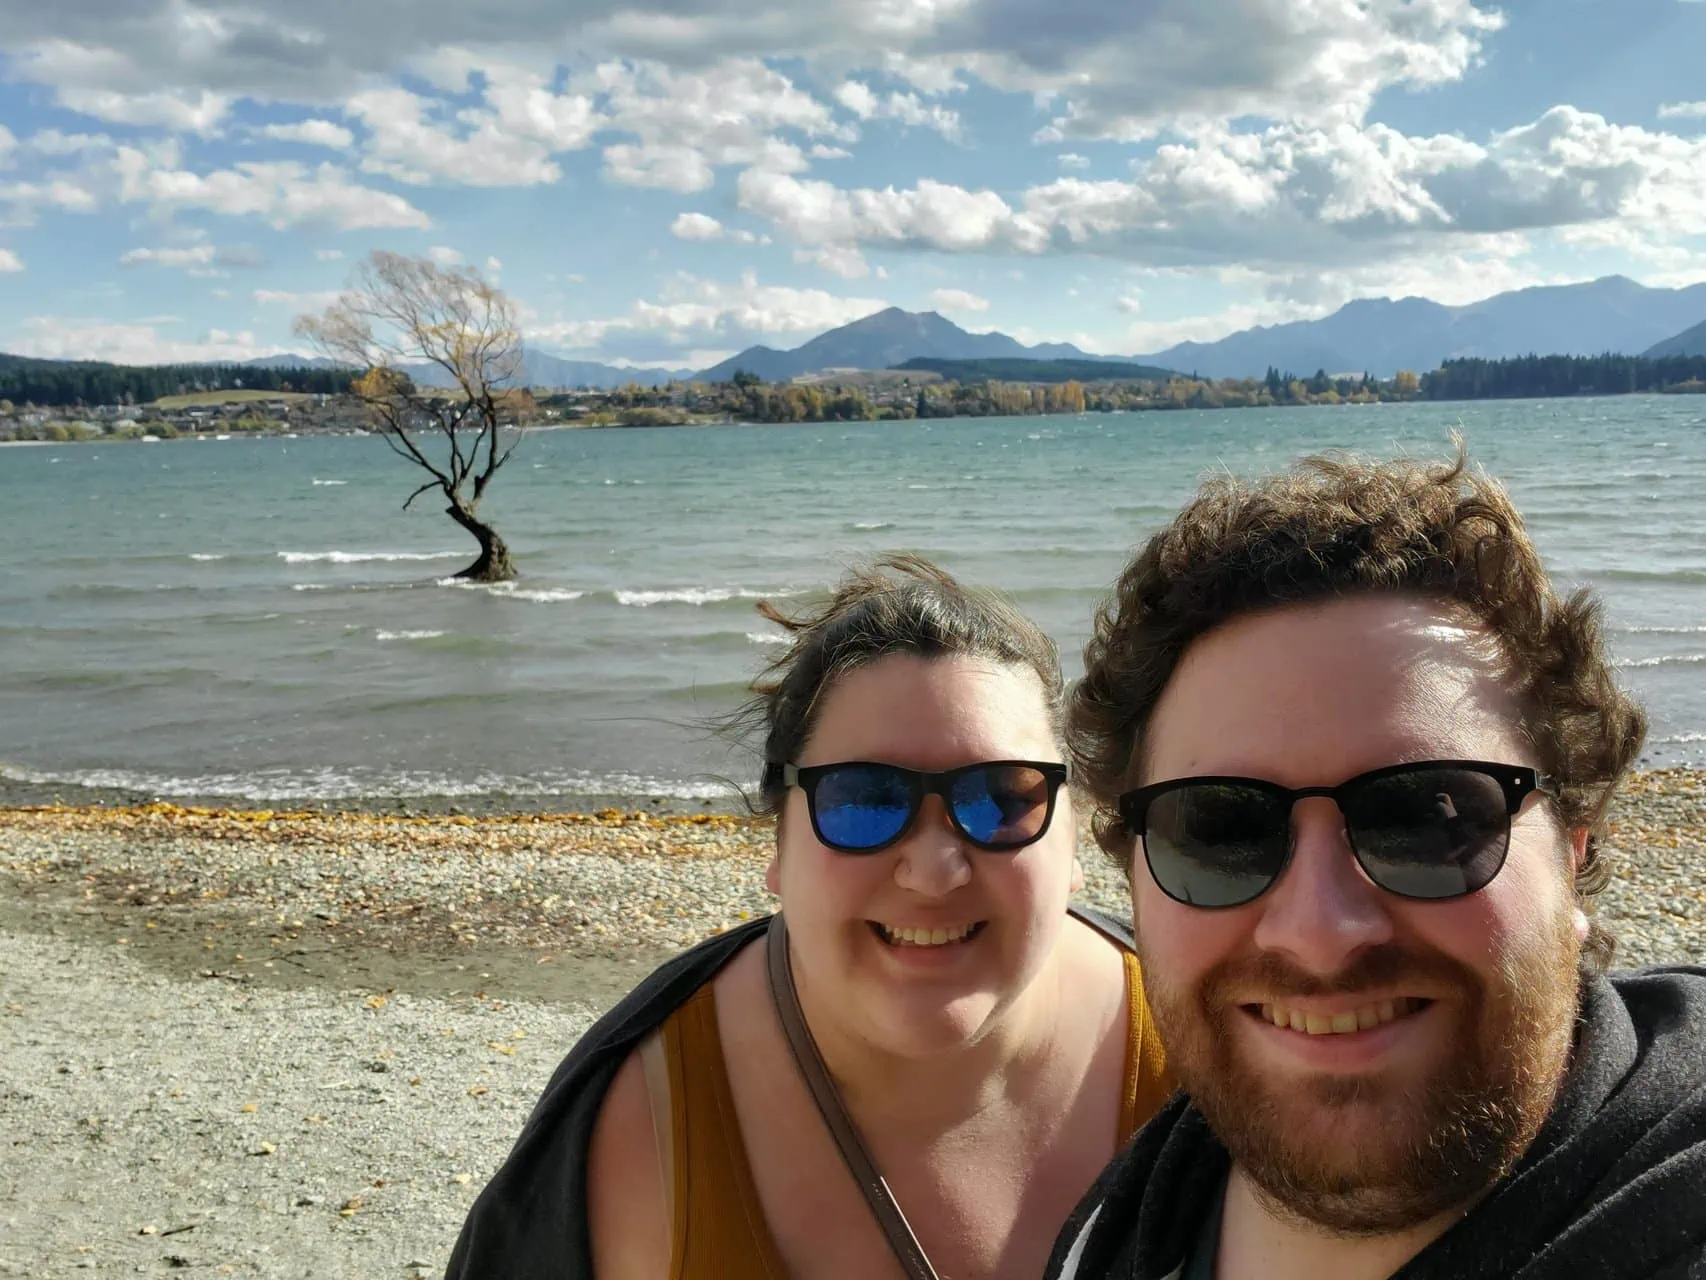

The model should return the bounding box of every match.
[892,794,973,897]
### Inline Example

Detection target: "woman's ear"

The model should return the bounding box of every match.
[1070,854,1085,895]
[766,807,787,896]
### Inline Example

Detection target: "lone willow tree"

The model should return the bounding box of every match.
[296,251,529,582]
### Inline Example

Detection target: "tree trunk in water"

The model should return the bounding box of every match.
[446,503,516,582]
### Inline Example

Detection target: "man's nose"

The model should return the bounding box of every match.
[892,794,973,897]
[1250,797,1396,974]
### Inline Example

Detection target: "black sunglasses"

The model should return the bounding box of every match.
[767,759,1070,854]
[1118,759,1560,908]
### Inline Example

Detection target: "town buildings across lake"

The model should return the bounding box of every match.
[3,397,1703,810]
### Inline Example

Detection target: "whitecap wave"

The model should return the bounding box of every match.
[188,554,226,562]
[1614,654,1706,669]
[746,632,790,646]
[279,550,464,564]
[437,579,585,603]
[616,587,805,607]
[618,588,738,606]
[291,583,329,592]
[851,521,893,531]
[376,629,446,641]
[312,479,349,487]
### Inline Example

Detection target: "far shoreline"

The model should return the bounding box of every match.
[7,387,1706,447]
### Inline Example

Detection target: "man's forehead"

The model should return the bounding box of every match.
[1139,597,1530,783]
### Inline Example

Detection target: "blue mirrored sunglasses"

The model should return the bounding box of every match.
[766,759,1070,854]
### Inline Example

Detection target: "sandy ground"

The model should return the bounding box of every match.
[3,776,1703,1277]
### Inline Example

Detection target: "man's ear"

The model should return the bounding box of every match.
[1568,828,1592,943]
[1569,827,1590,871]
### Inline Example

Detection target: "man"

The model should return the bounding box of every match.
[1050,449,1706,1280]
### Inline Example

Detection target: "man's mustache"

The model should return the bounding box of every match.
[1199,944,1481,1004]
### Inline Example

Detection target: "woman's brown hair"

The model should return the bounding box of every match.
[730,554,1066,817]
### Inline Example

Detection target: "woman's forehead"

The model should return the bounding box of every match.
[804,655,1059,764]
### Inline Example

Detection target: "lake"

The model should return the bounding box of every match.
[2,396,1702,807]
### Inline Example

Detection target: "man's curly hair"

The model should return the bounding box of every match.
[1069,446,1646,969]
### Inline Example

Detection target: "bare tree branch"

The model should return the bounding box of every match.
[402,478,439,511]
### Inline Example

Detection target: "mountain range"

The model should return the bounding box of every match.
[692,276,1706,384]
[695,306,1119,382]
[1140,276,1706,378]
[22,274,1706,392]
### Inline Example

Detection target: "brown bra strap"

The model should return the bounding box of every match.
[765,914,942,1280]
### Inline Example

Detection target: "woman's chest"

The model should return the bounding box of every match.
[728,1063,1118,1280]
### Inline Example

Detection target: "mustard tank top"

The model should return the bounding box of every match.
[656,948,1170,1279]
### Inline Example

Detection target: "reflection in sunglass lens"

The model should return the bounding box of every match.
[1343,766,1511,899]
[813,764,913,849]
[951,765,1052,847]
[1144,783,1292,908]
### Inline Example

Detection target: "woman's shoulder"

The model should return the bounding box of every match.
[443,916,772,1279]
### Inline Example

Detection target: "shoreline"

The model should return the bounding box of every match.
[0,775,745,819]
[8,387,1706,448]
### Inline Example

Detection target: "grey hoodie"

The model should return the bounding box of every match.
[1048,967,1706,1280]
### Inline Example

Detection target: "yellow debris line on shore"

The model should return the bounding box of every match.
[0,800,757,830]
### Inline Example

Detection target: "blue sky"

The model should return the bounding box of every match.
[0,0,1703,370]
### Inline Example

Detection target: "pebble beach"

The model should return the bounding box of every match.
[3,772,1704,1278]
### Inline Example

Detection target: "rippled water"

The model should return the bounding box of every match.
[3,396,1702,803]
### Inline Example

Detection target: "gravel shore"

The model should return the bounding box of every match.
[3,773,1703,1277]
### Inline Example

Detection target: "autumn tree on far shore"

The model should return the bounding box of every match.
[296,251,530,582]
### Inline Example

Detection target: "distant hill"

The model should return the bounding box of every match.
[509,351,695,390]
[1645,318,1706,359]
[0,351,351,406]
[1141,277,1706,378]
[896,356,1177,384]
[249,350,693,391]
[697,307,1114,383]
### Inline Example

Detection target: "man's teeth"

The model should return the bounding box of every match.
[1259,997,1423,1035]
[879,923,978,947]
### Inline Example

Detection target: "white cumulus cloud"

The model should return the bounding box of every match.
[257,119,355,149]
[669,212,760,243]
[834,80,962,140]
[113,147,431,230]
[8,316,286,364]
[119,245,216,268]
[526,269,888,363]
[0,1,1505,142]
[927,287,989,313]
[0,248,22,272]
[738,109,1706,274]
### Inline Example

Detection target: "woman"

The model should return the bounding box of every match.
[445,556,1171,1279]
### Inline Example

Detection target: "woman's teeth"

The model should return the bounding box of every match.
[1259,997,1425,1036]
[876,922,980,947]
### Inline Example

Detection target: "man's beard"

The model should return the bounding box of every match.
[1143,916,1583,1235]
